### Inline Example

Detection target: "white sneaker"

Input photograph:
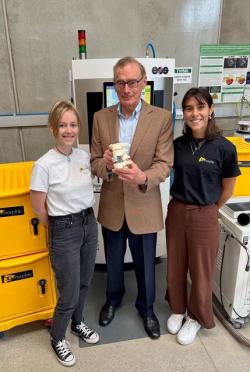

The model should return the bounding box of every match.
[51,338,76,367]
[167,313,185,334]
[71,321,100,344]
[177,317,201,345]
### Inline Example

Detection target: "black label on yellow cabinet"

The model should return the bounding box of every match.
[0,206,24,217]
[1,270,33,283]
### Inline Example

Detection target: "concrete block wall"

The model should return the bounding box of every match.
[0,0,249,162]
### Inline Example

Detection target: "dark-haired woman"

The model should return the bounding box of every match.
[165,88,240,345]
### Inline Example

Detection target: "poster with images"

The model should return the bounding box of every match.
[198,45,250,104]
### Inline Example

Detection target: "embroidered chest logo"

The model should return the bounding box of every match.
[198,156,215,164]
[79,166,89,174]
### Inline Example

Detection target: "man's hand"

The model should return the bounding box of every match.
[103,148,113,171]
[112,161,147,185]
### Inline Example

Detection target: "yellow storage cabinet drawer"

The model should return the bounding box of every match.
[226,137,250,197]
[227,136,250,161]
[0,252,56,332]
[233,166,250,196]
[0,161,47,260]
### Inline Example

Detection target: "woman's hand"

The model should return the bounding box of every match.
[30,190,48,225]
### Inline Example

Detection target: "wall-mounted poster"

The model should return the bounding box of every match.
[198,45,250,104]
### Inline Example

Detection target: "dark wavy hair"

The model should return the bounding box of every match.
[182,87,222,140]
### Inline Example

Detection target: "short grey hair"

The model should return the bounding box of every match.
[113,57,146,80]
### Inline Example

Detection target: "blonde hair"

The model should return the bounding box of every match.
[48,100,81,137]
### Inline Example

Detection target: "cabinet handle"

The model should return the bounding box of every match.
[38,279,47,294]
[31,218,39,235]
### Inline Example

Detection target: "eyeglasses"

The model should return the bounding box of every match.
[114,76,144,90]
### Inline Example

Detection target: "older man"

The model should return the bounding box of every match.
[91,56,173,339]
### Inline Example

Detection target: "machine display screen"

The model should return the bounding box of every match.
[103,81,154,107]
[104,84,119,107]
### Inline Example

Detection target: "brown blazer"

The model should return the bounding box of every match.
[91,101,173,234]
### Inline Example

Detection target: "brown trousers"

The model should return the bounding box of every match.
[165,198,220,328]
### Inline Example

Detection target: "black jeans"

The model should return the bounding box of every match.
[48,208,97,341]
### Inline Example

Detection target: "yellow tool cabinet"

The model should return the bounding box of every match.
[227,137,250,196]
[0,252,56,332]
[0,161,47,260]
[0,162,56,333]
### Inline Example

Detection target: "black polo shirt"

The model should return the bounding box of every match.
[170,135,241,205]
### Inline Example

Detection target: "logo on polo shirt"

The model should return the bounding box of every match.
[198,157,215,164]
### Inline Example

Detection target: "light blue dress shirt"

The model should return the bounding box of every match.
[117,100,142,145]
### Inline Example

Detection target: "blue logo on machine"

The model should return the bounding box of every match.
[1,270,33,283]
[0,206,24,217]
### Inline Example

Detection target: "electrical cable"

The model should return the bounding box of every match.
[145,43,156,58]
[213,231,250,348]
[213,296,250,348]
[219,232,250,320]
[229,232,250,272]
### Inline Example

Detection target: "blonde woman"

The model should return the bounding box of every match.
[30,101,99,367]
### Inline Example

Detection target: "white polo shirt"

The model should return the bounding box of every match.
[30,148,95,216]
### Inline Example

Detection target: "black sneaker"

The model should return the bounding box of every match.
[51,338,76,367]
[71,321,99,344]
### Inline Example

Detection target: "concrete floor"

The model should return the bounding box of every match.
[1,257,250,371]
[1,313,250,372]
